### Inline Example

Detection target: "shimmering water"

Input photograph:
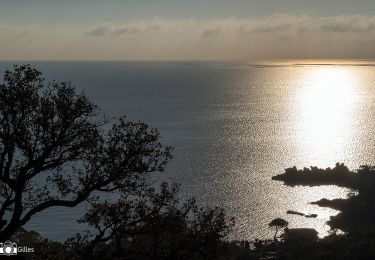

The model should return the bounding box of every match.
[1,60,375,241]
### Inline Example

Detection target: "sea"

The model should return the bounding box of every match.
[1,60,375,242]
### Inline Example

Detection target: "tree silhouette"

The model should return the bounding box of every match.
[0,65,172,241]
[64,182,235,259]
[269,218,288,241]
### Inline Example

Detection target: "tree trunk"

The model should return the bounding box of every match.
[274,227,279,241]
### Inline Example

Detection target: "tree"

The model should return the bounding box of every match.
[269,218,288,241]
[0,64,172,241]
[66,182,235,260]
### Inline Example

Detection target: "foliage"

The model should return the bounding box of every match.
[268,218,288,240]
[0,64,171,240]
[12,182,235,260]
[61,182,234,259]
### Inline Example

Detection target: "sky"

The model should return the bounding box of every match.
[0,0,374,60]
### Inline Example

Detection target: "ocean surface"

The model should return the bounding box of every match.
[1,60,375,242]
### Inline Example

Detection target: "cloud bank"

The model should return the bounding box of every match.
[86,14,375,37]
[1,14,375,60]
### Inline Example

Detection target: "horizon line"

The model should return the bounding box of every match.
[1,58,374,62]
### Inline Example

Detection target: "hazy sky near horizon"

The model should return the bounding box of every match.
[0,0,374,60]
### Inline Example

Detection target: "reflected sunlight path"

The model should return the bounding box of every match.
[296,67,360,164]
[290,66,361,236]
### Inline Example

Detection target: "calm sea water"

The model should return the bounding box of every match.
[1,61,375,241]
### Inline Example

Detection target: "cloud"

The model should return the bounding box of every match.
[319,15,375,33]
[86,25,109,36]
[75,14,375,60]
[225,14,375,35]
[1,14,375,60]
[86,18,167,36]
[238,14,295,34]
[86,14,375,38]
[202,27,221,38]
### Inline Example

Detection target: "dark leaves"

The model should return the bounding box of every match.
[0,65,172,241]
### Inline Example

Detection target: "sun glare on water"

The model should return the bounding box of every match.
[296,67,359,163]
[289,66,361,237]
